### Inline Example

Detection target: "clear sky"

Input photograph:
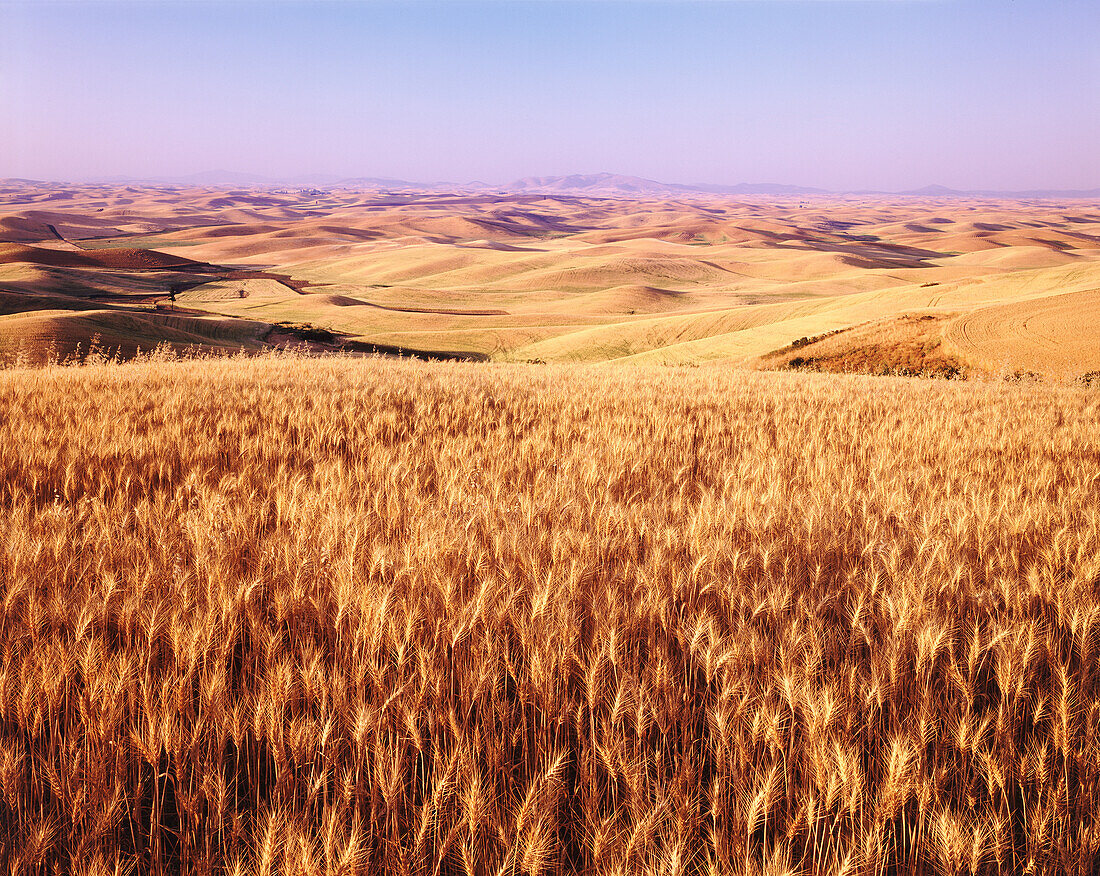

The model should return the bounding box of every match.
[2,0,1098,190]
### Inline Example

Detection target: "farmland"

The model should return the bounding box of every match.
[1,354,1098,873]
[3,182,1099,376]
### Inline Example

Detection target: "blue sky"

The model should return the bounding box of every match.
[1,0,1098,189]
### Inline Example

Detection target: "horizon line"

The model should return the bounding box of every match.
[4,171,1099,198]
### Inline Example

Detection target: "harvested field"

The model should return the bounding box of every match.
[944,288,1100,378]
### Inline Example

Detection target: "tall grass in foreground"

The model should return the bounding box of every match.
[1,356,1099,875]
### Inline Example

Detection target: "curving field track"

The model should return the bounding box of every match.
[945,287,1100,377]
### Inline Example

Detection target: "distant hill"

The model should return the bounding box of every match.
[689,182,829,195]
[895,184,1100,198]
[170,170,275,186]
[897,185,969,197]
[4,172,1097,200]
[505,173,679,195]
[977,187,1100,199]
[333,176,426,190]
[502,175,1100,200]
[502,173,825,198]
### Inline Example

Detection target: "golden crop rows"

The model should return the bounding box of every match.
[1,354,1098,875]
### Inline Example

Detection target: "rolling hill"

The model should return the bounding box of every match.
[1,179,1098,375]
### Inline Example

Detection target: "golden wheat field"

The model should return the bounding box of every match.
[2,354,1100,875]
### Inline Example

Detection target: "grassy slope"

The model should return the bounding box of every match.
[0,309,270,363]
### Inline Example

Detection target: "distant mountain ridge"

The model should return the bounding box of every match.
[897,184,1100,199]
[507,175,1100,199]
[6,172,1100,200]
[501,173,826,197]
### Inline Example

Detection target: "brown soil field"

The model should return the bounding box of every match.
[1,355,1099,874]
[1,182,1098,373]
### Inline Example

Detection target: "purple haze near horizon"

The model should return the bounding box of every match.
[1,0,1098,192]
